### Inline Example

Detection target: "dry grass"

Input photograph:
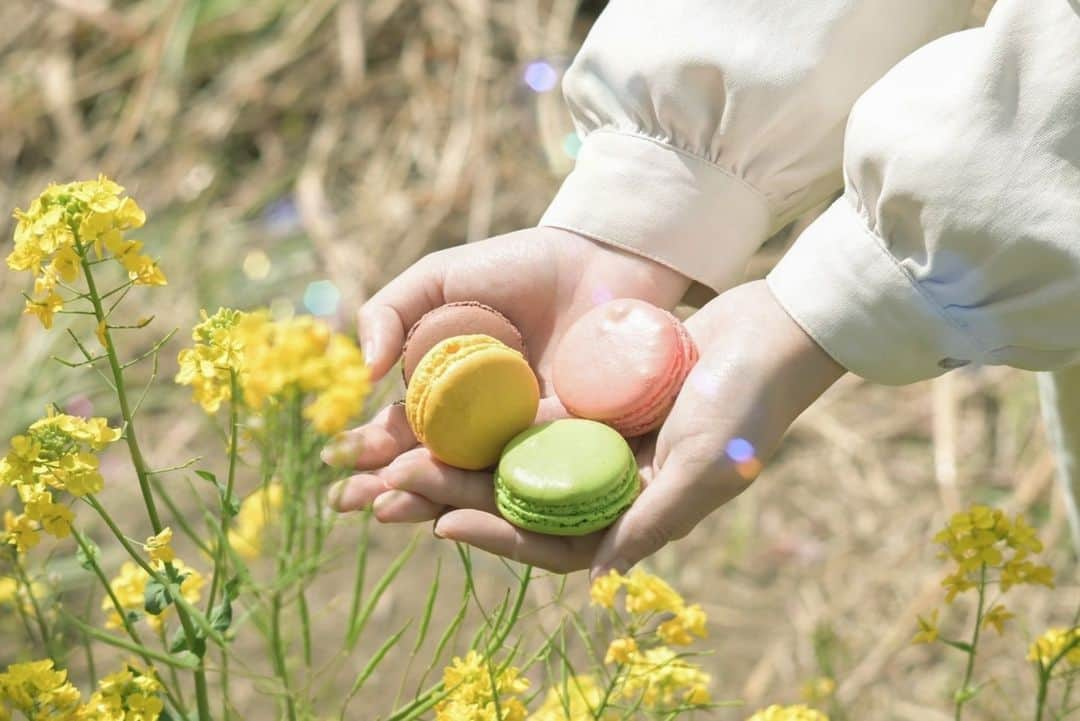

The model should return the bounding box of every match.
[0,1,1075,719]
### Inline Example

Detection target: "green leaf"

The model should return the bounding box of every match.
[941,639,975,654]
[194,470,218,484]
[76,539,100,571]
[169,625,207,659]
[208,579,238,634]
[144,577,172,616]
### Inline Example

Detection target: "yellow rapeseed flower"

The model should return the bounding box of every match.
[0,659,82,720]
[618,646,711,710]
[912,609,940,645]
[78,665,164,721]
[657,603,708,646]
[102,559,204,633]
[177,309,371,434]
[932,505,1053,602]
[436,650,529,721]
[589,569,623,609]
[982,604,1015,635]
[527,675,618,721]
[605,637,639,665]
[8,176,163,329]
[3,510,40,553]
[143,528,174,564]
[623,569,684,615]
[228,483,284,560]
[1028,627,1080,669]
[746,705,830,721]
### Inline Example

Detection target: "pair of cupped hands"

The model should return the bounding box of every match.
[323,228,844,580]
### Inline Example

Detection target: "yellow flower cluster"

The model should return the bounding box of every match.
[77,666,163,721]
[620,646,711,709]
[436,650,529,721]
[174,308,248,414]
[0,659,81,721]
[7,176,164,329]
[227,483,284,560]
[143,528,174,564]
[1027,627,1080,669]
[101,560,204,633]
[746,705,830,721]
[527,675,617,721]
[591,569,708,646]
[934,506,1053,603]
[175,309,371,435]
[0,409,121,552]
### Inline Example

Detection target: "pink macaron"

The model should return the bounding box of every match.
[552,299,698,437]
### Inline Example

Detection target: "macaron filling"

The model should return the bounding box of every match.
[495,458,639,535]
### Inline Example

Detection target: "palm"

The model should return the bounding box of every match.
[325,227,689,524]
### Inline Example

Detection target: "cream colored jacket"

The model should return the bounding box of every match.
[541,0,1080,540]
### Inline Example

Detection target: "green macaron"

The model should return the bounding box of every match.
[495,419,640,536]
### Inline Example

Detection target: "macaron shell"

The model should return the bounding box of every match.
[407,335,539,470]
[552,299,698,437]
[402,302,526,384]
[495,419,640,536]
[608,319,699,437]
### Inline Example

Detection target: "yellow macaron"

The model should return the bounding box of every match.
[405,334,539,470]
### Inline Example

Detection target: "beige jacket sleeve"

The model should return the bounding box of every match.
[540,0,970,291]
[768,0,1080,384]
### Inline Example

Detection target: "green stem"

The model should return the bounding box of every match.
[955,564,988,721]
[72,529,187,715]
[78,244,213,721]
[13,560,59,660]
[207,371,241,613]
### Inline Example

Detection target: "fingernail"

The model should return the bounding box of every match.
[432,520,445,539]
[361,333,376,365]
[321,434,359,468]
[591,557,630,583]
[326,480,345,511]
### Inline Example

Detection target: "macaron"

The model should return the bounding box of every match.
[495,419,640,536]
[406,334,539,470]
[402,302,526,384]
[553,299,698,437]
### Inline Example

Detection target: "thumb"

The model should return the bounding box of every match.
[590,451,749,581]
[358,255,446,381]
[589,455,706,582]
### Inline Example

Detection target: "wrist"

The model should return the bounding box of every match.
[569,231,693,309]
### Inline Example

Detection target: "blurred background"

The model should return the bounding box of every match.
[0,1,1074,719]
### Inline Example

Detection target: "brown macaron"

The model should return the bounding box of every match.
[401,302,527,384]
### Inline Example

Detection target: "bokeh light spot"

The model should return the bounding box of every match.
[687,366,721,398]
[270,297,296,321]
[242,250,271,280]
[591,285,615,306]
[262,196,301,237]
[64,394,94,419]
[725,437,755,463]
[735,458,763,480]
[303,281,340,317]
[523,61,559,92]
[562,133,582,159]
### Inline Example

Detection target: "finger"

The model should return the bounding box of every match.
[434,509,602,574]
[378,448,499,514]
[589,451,744,581]
[372,489,445,523]
[328,472,444,523]
[536,395,570,424]
[328,473,385,512]
[321,403,417,470]
[359,253,447,381]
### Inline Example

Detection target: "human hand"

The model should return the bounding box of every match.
[333,279,845,577]
[323,227,690,519]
